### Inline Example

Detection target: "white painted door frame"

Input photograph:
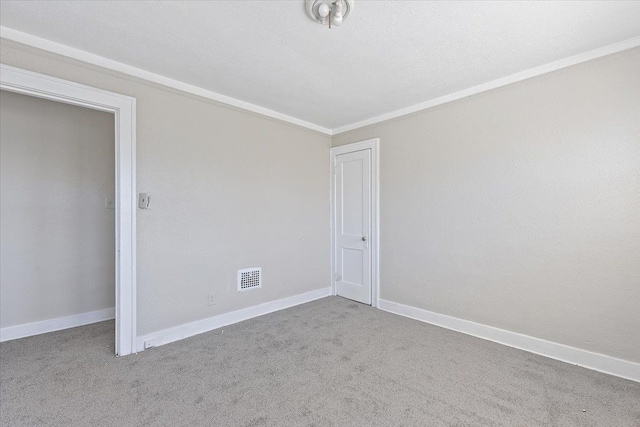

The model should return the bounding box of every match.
[0,64,137,356]
[330,138,380,307]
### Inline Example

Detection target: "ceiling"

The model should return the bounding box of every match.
[1,1,640,133]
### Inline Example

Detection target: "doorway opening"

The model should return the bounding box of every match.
[0,65,137,356]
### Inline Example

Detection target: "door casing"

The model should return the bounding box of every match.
[1,64,137,356]
[330,138,379,307]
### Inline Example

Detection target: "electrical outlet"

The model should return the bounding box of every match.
[208,293,216,306]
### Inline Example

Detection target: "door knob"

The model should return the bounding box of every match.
[362,235,367,241]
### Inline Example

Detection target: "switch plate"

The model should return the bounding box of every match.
[208,293,216,306]
[138,193,150,209]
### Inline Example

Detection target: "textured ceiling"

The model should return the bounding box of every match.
[1,1,640,130]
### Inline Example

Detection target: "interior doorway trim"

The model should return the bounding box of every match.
[0,64,137,356]
[330,138,380,307]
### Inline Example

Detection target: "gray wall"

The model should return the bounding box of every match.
[1,90,115,327]
[0,39,331,336]
[332,48,640,363]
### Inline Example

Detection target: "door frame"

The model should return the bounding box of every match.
[330,138,380,307]
[1,64,137,356]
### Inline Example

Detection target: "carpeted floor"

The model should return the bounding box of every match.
[1,297,639,426]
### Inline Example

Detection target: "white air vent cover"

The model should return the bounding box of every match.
[237,267,262,291]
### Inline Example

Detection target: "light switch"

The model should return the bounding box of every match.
[138,193,150,209]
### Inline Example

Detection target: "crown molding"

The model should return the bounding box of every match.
[332,36,640,135]
[0,26,332,136]
[2,26,639,138]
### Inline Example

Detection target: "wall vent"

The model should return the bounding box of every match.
[237,267,262,291]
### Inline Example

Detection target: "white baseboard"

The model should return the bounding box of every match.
[378,299,640,383]
[137,287,332,352]
[0,307,115,342]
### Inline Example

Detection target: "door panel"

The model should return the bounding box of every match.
[341,159,363,235]
[335,149,371,305]
[342,248,363,285]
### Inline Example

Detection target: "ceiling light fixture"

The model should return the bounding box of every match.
[306,0,354,28]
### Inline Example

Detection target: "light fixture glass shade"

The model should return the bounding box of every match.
[318,3,329,18]
[333,0,344,25]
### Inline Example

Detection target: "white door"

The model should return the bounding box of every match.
[335,149,371,305]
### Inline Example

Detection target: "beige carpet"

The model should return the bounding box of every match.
[1,296,639,426]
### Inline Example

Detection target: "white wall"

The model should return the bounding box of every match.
[1,90,115,327]
[332,48,640,364]
[0,39,331,337]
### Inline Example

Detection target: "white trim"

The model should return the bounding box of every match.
[0,308,115,342]
[378,299,640,383]
[332,36,640,135]
[137,287,332,352]
[0,27,332,136]
[330,139,380,307]
[0,64,137,356]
